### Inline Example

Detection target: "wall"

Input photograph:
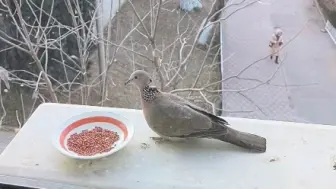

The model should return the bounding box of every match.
[92,0,125,35]
[102,0,126,27]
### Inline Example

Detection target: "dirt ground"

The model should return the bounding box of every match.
[0,0,222,127]
[317,0,336,27]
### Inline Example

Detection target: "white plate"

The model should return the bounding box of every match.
[52,111,134,160]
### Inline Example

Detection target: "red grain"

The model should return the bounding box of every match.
[67,126,120,156]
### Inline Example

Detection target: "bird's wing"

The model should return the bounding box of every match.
[155,93,227,138]
[165,92,229,125]
[185,104,229,125]
[164,92,209,111]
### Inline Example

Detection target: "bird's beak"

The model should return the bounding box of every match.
[124,78,132,85]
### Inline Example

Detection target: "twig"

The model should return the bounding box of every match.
[199,91,216,114]
[20,92,26,123]
[208,0,259,27]
[237,91,267,115]
[95,0,107,104]
[127,0,152,40]
[152,0,162,40]
[0,85,6,126]
[15,110,22,128]
[170,19,305,95]
[206,20,309,89]
[165,0,218,88]
[7,0,58,102]
[188,24,219,96]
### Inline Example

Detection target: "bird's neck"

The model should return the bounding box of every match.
[141,85,160,103]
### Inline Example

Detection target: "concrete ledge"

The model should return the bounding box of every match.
[1,103,336,188]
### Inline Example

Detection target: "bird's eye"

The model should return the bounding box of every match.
[134,76,138,79]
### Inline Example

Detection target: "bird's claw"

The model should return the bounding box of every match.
[150,136,167,144]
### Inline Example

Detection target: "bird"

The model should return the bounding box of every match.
[125,70,267,153]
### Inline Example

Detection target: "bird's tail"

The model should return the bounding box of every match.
[214,127,267,153]
[184,104,266,152]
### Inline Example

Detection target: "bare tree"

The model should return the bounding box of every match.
[102,0,310,115]
[1,0,58,102]
[0,0,309,129]
[0,0,100,126]
[95,0,107,103]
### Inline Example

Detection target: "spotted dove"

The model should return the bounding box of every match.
[125,70,267,152]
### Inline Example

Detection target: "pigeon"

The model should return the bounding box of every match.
[125,70,267,152]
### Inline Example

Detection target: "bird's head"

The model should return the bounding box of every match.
[125,70,153,89]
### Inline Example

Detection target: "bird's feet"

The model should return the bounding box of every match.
[150,136,168,144]
[150,136,189,144]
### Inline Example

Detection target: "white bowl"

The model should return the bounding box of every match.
[52,111,134,160]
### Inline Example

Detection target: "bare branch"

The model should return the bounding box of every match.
[95,0,107,104]
[0,85,6,126]
[165,0,218,88]
[205,20,309,89]
[10,0,58,102]
[127,0,152,40]
[152,0,162,40]
[207,0,259,27]
[189,24,219,96]
[199,91,216,114]
[0,66,10,89]
[237,91,267,115]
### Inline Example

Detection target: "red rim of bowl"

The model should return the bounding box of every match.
[59,116,129,150]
